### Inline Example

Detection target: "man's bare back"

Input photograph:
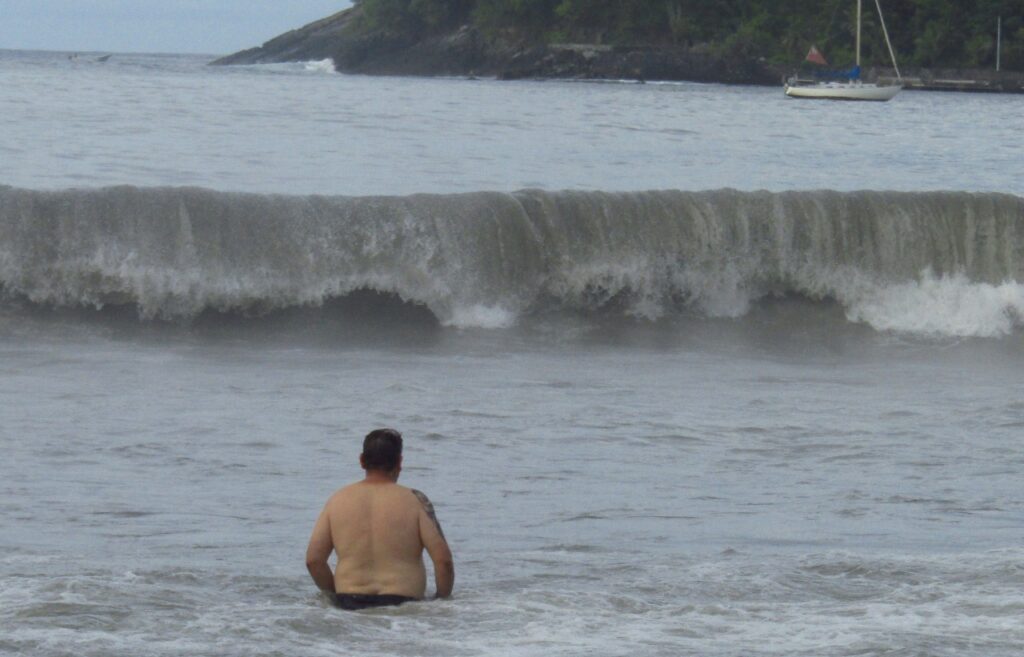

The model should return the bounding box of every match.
[305,429,453,606]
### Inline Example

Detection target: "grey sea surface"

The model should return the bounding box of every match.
[1,50,1022,196]
[1,50,1023,657]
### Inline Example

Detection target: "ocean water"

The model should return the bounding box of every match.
[1,50,1023,657]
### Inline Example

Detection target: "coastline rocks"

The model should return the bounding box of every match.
[212,7,1024,92]
[497,45,778,84]
[211,7,781,85]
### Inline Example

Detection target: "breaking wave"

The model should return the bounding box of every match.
[1,185,1021,337]
[303,58,336,74]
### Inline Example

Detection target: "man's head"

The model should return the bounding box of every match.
[360,428,403,475]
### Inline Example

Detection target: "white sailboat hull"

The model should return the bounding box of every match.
[785,81,902,101]
[786,0,903,102]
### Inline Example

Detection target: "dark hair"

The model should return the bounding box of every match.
[361,428,403,471]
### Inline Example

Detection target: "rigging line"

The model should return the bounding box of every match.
[874,0,902,79]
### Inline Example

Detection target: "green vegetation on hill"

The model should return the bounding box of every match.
[351,0,1024,70]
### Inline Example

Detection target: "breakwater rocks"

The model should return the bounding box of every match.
[869,66,1024,93]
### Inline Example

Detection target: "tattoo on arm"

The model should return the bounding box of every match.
[412,489,446,541]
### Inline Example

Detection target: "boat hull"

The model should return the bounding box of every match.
[785,82,902,101]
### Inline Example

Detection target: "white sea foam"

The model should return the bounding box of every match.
[845,272,1024,337]
[303,58,336,74]
[446,304,517,329]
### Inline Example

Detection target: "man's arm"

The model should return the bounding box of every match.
[412,489,454,599]
[305,505,335,593]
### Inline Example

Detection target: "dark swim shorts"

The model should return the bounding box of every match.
[331,593,417,610]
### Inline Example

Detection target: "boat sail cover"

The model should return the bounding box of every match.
[803,46,861,80]
[817,65,861,80]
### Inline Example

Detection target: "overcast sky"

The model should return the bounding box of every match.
[0,1,353,55]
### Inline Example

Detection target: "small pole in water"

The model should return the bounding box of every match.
[996,16,1002,72]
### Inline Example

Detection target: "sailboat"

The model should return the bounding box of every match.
[785,0,902,101]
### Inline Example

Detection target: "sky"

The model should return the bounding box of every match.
[0,1,353,55]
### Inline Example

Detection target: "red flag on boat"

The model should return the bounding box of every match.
[805,45,828,66]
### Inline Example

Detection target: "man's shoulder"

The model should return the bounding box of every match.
[377,483,426,497]
[394,484,429,506]
[332,481,364,496]
[332,482,419,500]
[408,488,437,511]
[326,481,371,504]
[408,488,446,540]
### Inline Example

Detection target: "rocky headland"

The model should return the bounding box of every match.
[212,6,1024,92]
[211,6,782,85]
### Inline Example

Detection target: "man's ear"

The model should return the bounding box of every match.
[359,454,366,469]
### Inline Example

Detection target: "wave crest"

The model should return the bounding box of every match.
[1,185,1021,336]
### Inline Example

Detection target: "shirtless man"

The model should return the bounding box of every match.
[305,428,454,610]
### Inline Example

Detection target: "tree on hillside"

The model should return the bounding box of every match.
[351,0,1024,70]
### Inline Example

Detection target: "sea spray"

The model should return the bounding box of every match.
[1,185,1021,336]
[303,58,336,74]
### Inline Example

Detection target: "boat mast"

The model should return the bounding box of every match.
[997,16,1002,72]
[874,0,902,79]
[856,0,862,67]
